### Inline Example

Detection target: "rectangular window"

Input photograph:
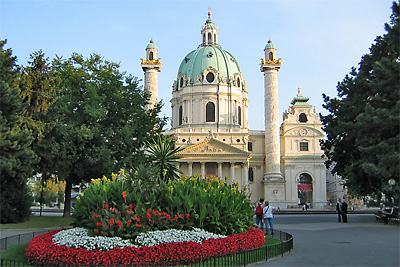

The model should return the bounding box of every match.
[248,142,253,151]
[300,142,309,151]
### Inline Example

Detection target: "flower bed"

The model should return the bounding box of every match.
[25,227,265,266]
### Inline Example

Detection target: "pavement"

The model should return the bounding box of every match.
[252,213,400,266]
[1,209,399,266]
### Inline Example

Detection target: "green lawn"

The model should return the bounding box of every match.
[0,216,73,230]
[0,244,29,261]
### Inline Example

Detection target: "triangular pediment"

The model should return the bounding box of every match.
[177,138,250,156]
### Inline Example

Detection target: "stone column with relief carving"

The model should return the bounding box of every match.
[261,40,286,207]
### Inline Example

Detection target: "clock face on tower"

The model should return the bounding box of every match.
[299,128,308,136]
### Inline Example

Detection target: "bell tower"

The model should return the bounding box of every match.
[261,40,285,203]
[141,40,162,110]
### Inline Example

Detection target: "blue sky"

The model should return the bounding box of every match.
[1,0,394,130]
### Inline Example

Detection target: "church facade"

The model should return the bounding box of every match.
[141,12,327,209]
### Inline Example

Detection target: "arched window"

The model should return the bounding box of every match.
[236,77,240,87]
[179,106,183,125]
[206,102,215,122]
[180,77,184,88]
[299,113,308,123]
[149,51,154,60]
[238,106,242,126]
[299,173,312,184]
[208,33,212,44]
[203,33,206,43]
[269,51,273,60]
[214,34,216,43]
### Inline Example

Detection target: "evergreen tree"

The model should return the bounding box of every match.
[320,2,399,202]
[0,40,38,223]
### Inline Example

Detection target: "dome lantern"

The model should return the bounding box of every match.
[201,8,218,46]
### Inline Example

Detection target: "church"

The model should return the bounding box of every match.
[140,11,327,209]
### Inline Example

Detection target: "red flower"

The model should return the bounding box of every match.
[93,214,99,219]
[25,228,265,266]
[127,220,132,226]
[104,204,109,208]
[146,213,151,219]
[96,222,102,227]
[186,214,190,218]
[173,215,179,221]
[122,191,127,198]
[109,218,115,226]
[136,217,141,222]
[129,204,133,209]
[127,210,131,214]
[116,221,123,227]
[165,214,171,220]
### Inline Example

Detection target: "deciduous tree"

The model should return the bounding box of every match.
[46,53,165,216]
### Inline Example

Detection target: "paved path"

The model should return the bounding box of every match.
[253,214,400,266]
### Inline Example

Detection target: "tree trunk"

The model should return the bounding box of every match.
[63,180,72,217]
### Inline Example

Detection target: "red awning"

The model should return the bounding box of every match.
[298,184,313,191]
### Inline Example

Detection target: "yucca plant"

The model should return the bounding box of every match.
[146,134,183,182]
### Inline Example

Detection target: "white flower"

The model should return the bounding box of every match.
[52,227,226,251]
[135,228,226,247]
[52,228,135,251]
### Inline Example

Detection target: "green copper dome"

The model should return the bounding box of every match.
[177,45,241,85]
[146,40,157,49]
[264,40,275,50]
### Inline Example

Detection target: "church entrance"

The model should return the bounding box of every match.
[297,173,313,208]
[206,162,217,177]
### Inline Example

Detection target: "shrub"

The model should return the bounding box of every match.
[72,171,254,238]
[161,175,254,235]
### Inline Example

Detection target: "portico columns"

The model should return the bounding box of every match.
[218,162,223,178]
[201,162,206,178]
[230,162,235,184]
[242,162,248,188]
[188,162,193,177]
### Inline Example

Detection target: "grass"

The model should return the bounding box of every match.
[0,244,28,260]
[0,216,73,230]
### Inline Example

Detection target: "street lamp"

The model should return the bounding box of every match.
[388,179,396,204]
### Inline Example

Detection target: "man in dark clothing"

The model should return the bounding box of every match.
[336,198,348,223]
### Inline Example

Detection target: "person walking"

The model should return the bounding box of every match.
[263,201,276,235]
[255,198,264,231]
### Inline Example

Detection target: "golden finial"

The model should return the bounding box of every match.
[208,7,212,18]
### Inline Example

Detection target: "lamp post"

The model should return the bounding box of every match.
[388,179,396,204]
